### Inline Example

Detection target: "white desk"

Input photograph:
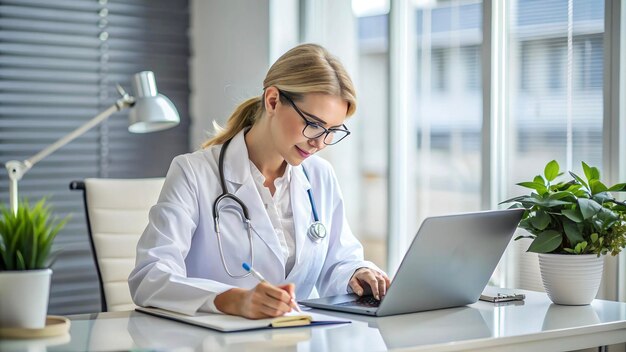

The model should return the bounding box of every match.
[2,290,626,352]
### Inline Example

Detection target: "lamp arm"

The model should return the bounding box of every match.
[5,94,134,214]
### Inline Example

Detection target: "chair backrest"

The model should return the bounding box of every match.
[71,178,164,312]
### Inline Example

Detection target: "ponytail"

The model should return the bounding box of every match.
[201,43,357,148]
[202,96,262,148]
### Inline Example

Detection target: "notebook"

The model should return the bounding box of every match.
[135,306,350,332]
[301,209,524,316]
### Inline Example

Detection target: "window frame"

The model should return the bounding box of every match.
[603,0,625,301]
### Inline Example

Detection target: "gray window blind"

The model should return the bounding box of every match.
[0,0,190,314]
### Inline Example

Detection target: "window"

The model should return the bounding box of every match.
[575,35,603,90]
[354,1,390,271]
[431,48,449,92]
[413,1,483,221]
[353,0,483,272]
[352,0,620,296]
[461,45,481,90]
[506,0,605,291]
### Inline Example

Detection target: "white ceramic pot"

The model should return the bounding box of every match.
[0,269,52,328]
[538,253,604,305]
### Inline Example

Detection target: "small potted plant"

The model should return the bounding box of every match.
[0,199,68,329]
[502,160,626,305]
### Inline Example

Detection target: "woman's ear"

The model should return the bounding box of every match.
[264,87,280,115]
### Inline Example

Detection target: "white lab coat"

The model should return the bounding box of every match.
[129,129,379,315]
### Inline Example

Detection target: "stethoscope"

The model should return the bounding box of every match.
[213,138,327,278]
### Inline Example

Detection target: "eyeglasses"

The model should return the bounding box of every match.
[278,90,351,146]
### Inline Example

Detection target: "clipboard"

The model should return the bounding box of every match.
[135,306,350,333]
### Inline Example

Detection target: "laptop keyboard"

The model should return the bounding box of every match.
[336,295,381,308]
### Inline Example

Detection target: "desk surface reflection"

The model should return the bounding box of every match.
[1,289,625,352]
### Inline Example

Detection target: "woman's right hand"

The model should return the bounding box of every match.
[215,282,296,319]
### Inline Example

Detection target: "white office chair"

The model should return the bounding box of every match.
[71,178,164,312]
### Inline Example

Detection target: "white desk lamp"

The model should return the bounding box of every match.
[4,71,180,214]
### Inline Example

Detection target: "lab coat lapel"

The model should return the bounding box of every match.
[289,165,313,270]
[222,131,285,268]
[232,181,285,267]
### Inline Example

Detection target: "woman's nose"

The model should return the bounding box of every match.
[308,134,325,149]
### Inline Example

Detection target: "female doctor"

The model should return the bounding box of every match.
[128,43,390,319]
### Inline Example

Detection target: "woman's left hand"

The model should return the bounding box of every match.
[349,268,391,300]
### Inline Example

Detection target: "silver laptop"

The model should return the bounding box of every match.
[300,209,524,316]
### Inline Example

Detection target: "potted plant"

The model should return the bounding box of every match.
[502,160,626,305]
[0,199,68,329]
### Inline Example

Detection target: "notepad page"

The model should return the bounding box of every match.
[188,313,278,331]
[136,307,313,332]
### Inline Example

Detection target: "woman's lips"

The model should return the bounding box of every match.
[295,146,312,158]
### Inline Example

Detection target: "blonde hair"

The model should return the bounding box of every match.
[202,43,357,148]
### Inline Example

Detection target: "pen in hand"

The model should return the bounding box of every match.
[242,262,302,313]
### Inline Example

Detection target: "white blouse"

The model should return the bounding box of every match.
[248,161,297,276]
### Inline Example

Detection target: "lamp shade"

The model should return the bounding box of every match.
[128,71,180,133]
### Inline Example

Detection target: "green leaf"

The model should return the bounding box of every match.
[518,218,537,233]
[530,210,551,230]
[548,191,577,202]
[531,196,571,208]
[574,241,588,254]
[592,219,603,232]
[552,180,573,192]
[16,250,25,270]
[562,219,584,245]
[562,208,583,223]
[499,195,529,205]
[578,198,603,219]
[593,192,613,204]
[544,160,559,182]
[596,208,619,230]
[607,183,626,192]
[534,175,546,185]
[517,182,548,195]
[574,189,590,198]
[514,235,535,241]
[29,221,38,269]
[43,249,62,268]
[582,162,600,182]
[589,180,608,195]
[570,171,589,190]
[527,230,562,253]
[0,197,68,270]
[565,183,582,192]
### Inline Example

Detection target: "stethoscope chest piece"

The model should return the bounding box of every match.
[307,221,327,243]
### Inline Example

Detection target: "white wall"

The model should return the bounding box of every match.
[189,0,271,149]
[270,0,300,63]
[190,0,364,238]
[302,0,363,235]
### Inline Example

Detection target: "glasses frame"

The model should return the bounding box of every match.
[278,90,351,145]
